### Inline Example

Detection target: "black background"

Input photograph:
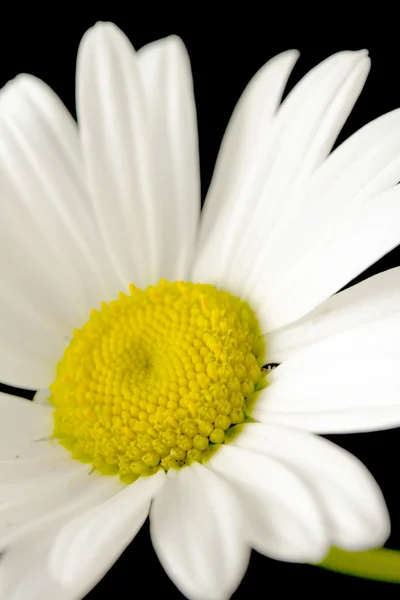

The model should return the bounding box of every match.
[2,21,400,598]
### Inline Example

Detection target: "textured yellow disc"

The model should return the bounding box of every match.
[50,280,266,483]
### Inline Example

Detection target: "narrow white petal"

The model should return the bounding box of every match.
[0,470,122,549]
[0,75,118,388]
[0,440,63,461]
[198,50,299,250]
[0,476,124,600]
[245,107,400,304]
[78,23,190,288]
[193,51,369,290]
[0,396,90,508]
[150,463,249,600]
[33,389,52,407]
[138,36,200,280]
[0,454,73,483]
[257,405,400,434]
[207,445,329,563]
[255,317,400,432]
[0,527,73,600]
[49,471,165,590]
[267,267,400,362]
[0,393,53,442]
[292,108,400,226]
[0,461,94,506]
[253,185,400,331]
[234,423,390,550]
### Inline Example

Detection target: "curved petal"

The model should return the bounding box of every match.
[0,75,119,388]
[234,423,390,550]
[207,444,329,563]
[49,471,165,590]
[77,23,198,288]
[0,393,53,443]
[267,267,400,362]
[254,184,400,330]
[138,36,200,280]
[0,469,121,549]
[198,49,299,250]
[193,50,369,290]
[150,463,249,600]
[245,107,400,305]
[33,388,52,407]
[247,104,400,327]
[0,397,120,550]
[0,527,73,600]
[0,396,96,513]
[0,471,126,600]
[256,405,400,434]
[76,22,155,288]
[254,317,400,433]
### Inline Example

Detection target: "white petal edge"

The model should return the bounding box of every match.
[233,423,390,550]
[207,444,329,563]
[256,406,400,434]
[252,184,400,331]
[254,316,400,433]
[267,267,400,362]
[0,75,120,388]
[193,50,369,291]
[223,51,370,292]
[49,470,165,590]
[0,525,73,600]
[78,23,198,288]
[252,107,400,299]
[138,35,200,280]
[33,389,52,407]
[198,49,299,250]
[0,470,126,600]
[0,393,53,443]
[150,463,250,600]
[0,469,122,549]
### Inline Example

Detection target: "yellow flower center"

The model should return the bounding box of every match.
[50,280,266,483]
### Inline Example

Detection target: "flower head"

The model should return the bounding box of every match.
[1,23,400,600]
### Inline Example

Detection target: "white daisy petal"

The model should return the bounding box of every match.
[0,75,118,301]
[207,444,328,563]
[0,393,53,443]
[0,476,125,600]
[0,470,122,549]
[0,396,95,514]
[0,459,89,497]
[267,267,400,362]
[193,50,369,288]
[137,36,200,280]
[0,527,73,600]
[253,185,400,330]
[234,423,390,550]
[248,125,400,330]
[255,317,400,432]
[0,440,62,461]
[3,34,400,600]
[198,49,299,249]
[78,23,193,288]
[245,108,400,304]
[33,389,52,408]
[150,463,249,600]
[0,454,75,484]
[0,75,119,388]
[49,471,164,591]
[257,404,400,434]
[284,107,400,233]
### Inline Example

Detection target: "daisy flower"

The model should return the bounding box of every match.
[1,23,400,600]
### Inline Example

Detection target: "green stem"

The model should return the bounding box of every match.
[313,547,400,583]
